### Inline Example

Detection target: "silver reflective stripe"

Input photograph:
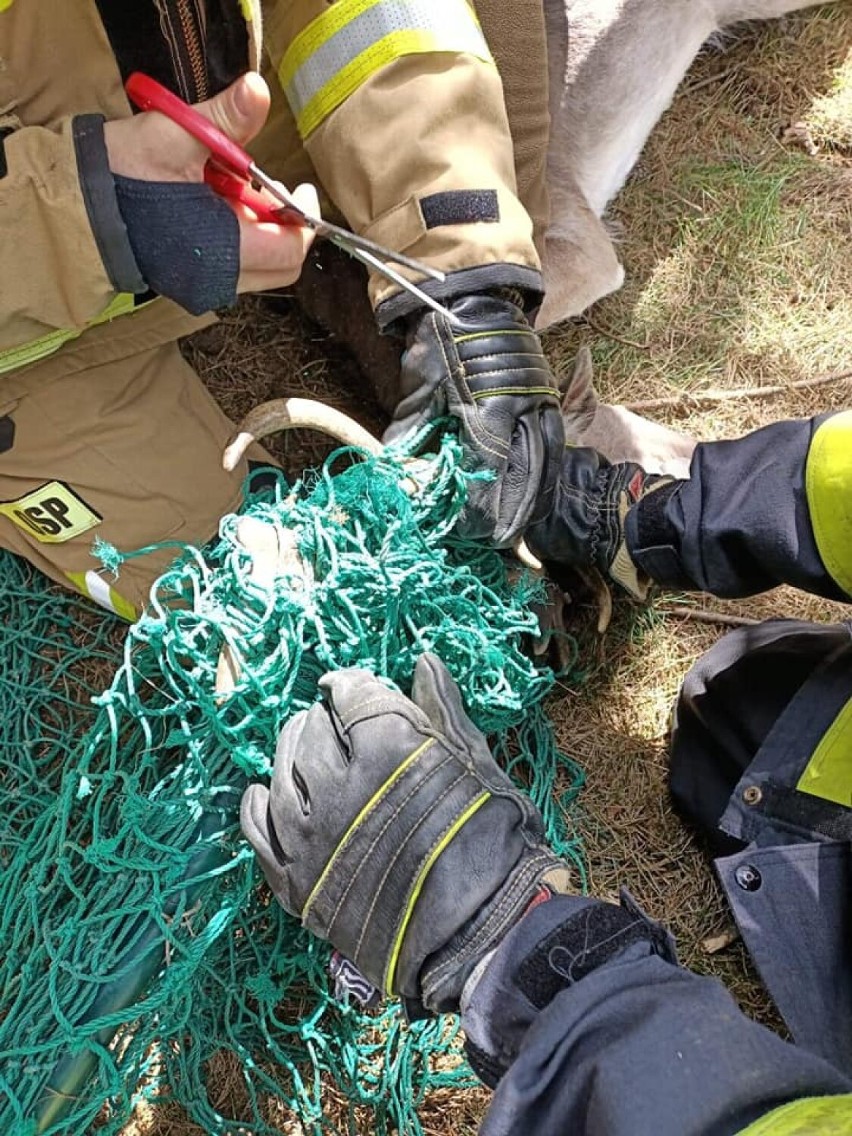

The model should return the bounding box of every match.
[65,569,137,622]
[283,0,491,128]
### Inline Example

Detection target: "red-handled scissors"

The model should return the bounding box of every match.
[125,72,460,323]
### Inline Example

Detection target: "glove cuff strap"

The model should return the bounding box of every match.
[419,847,566,1014]
[462,889,677,1088]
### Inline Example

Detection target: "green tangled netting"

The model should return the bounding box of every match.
[0,432,585,1135]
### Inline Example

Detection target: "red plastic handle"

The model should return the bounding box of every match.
[125,71,253,180]
[203,163,302,226]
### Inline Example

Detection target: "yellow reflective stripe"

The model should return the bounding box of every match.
[281,0,384,89]
[296,29,443,138]
[301,737,435,922]
[280,0,493,139]
[384,790,490,994]
[471,388,559,400]
[0,293,139,378]
[805,411,852,596]
[65,570,138,623]
[736,1095,852,1135]
[454,330,533,344]
[797,695,852,807]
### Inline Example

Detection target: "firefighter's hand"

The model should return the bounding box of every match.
[240,653,571,1015]
[526,448,675,599]
[383,293,565,547]
[100,72,316,312]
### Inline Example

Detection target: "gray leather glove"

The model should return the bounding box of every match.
[241,653,572,1016]
[383,292,564,548]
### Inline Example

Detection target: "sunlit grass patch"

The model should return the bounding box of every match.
[804,40,852,151]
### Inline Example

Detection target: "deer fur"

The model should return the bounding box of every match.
[562,347,696,477]
[536,0,832,329]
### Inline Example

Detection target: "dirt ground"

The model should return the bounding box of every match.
[123,5,851,1132]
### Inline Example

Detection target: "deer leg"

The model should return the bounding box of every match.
[539,0,834,327]
[538,0,720,326]
[545,0,719,218]
[715,0,829,23]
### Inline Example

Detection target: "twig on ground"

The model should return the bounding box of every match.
[681,66,740,97]
[626,369,852,412]
[702,928,740,954]
[583,316,651,351]
[659,606,761,628]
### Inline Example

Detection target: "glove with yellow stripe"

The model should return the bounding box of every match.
[383,293,564,548]
[240,653,571,1016]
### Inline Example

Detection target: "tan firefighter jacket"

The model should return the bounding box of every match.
[0,0,550,379]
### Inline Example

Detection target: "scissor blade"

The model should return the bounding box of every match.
[250,167,446,284]
[317,219,446,282]
[344,244,463,327]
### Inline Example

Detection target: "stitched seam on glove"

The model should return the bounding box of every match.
[456,364,514,457]
[352,765,470,958]
[454,328,532,345]
[465,408,511,456]
[301,737,435,921]
[422,847,558,991]
[319,749,453,934]
[459,350,544,367]
[470,386,559,400]
[438,313,515,460]
[337,692,425,723]
[383,790,492,994]
[461,368,554,386]
[588,467,609,569]
[457,388,510,460]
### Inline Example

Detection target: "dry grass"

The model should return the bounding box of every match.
[121,5,852,1132]
[540,1,852,1032]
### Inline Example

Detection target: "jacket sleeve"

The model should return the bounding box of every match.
[0,111,144,355]
[260,0,542,326]
[626,411,852,602]
[461,896,852,1136]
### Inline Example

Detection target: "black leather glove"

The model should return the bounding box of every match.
[526,446,675,599]
[240,653,573,1016]
[383,293,564,547]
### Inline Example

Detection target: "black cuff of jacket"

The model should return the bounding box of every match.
[375,263,543,331]
[72,114,147,295]
[462,890,677,1089]
[112,176,240,316]
[625,480,695,589]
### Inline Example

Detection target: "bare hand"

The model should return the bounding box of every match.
[104,72,317,294]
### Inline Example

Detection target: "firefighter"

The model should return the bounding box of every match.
[0,0,562,619]
[243,410,852,1133]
